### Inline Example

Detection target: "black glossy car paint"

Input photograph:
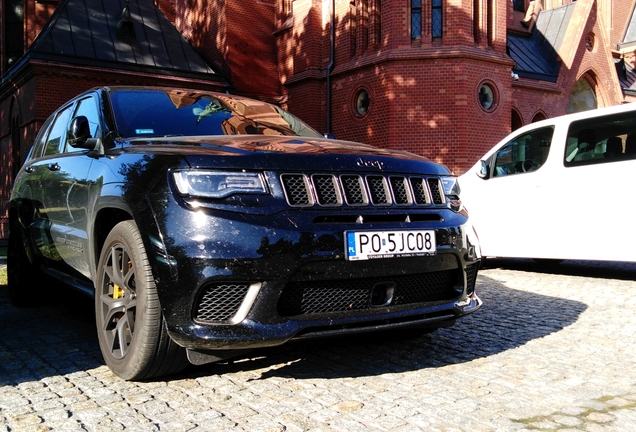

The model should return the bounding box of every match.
[9,87,481,366]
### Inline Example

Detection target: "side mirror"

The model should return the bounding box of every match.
[68,116,92,148]
[477,160,490,179]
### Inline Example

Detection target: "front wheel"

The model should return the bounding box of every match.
[95,220,187,380]
[7,218,44,307]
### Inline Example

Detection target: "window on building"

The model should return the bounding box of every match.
[511,110,523,132]
[359,0,369,52]
[282,0,292,16]
[371,0,381,47]
[567,76,597,114]
[411,0,422,40]
[10,105,21,179]
[5,0,25,70]
[350,1,357,55]
[473,0,480,44]
[432,0,443,38]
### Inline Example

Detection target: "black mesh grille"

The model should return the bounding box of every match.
[313,175,340,205]
[282,174,311,206]
[195,283,251,323]
[410,177,429,204]
[465,263,479,295]
[281,172,446,208]
[341,175,366,205]
[278,270,458,317]
[390,176,410,205]
[427,178,444,204]
[367,176,390,205]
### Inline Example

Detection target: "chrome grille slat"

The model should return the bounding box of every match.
[281,173,446,208]
[427,178,444,204]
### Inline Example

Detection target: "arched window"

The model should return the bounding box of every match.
[532,112,547,123]
[512,109,523,132]
[567,76,597,114]
[5,0,25,70]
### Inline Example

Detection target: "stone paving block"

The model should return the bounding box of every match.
[2,260,636,431]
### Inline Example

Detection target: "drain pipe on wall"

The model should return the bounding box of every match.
[326,0,335,135]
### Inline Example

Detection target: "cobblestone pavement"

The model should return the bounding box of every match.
[1,259,635,431]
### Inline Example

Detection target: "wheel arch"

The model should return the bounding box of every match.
[94,207,134,263]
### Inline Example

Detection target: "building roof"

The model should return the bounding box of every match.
[616,58,636,96]
[2,0,225,85]
[622,4,636,45]
[507,4,577,82]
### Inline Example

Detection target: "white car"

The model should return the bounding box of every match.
[460,102,636,263]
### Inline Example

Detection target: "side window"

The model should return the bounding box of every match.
[565,111,636,167]
[65,96,100,153]
[492,127,553,177]
[43,105,73,156]
[28,115,55,161]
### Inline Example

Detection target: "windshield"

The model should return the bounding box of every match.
[109,89,322,139]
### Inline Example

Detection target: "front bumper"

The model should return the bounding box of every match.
[145,195,482,351]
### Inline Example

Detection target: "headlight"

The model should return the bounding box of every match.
[173,170,267,198]
[440,176,461,197]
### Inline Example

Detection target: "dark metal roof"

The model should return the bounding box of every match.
[4,0,224,84]
[507,4,576,82]
[616,58,636,96]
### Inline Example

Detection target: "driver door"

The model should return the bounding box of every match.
[467,127,554,258]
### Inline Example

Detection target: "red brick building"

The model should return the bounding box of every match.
[1,0,635,238]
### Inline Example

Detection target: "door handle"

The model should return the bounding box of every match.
[48,162,61,171]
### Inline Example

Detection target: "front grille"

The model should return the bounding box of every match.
[278,270,459,317]
[313,174,341,205]
[427,178,444,204]
[194,283,251,323]
[281,174,312,206]
[465,263,479,295]
[281,173,447,208]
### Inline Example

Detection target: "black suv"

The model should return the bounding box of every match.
[8,87,481,380]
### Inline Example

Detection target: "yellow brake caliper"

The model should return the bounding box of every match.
[112,260,132,299]
[113,283,124,299]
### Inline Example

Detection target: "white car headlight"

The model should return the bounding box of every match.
[173,170,267,198]
[440,176,461,197]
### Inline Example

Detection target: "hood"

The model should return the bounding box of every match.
[123,135,452,175]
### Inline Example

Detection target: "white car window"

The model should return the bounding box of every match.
[565,110,636,167]
[492,127,553,177]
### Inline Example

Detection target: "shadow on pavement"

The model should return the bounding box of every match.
[0,270,587,385]
[189,273,587,381]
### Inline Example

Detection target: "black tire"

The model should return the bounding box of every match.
[532,258,564,265]
[7,218,43,307]
[95,220,188,380]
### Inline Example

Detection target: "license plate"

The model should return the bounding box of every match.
[345,230,436,261]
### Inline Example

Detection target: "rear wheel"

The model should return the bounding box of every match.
[95,220,188,380]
